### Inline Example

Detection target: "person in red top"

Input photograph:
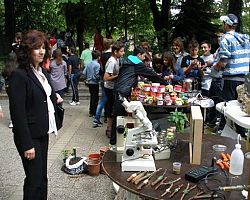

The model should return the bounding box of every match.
[49,33,57,48]
[93,27,103,52]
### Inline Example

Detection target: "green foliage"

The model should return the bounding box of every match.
[242,1,250,34]
[168,111,189,133]
[1,0,250,57]
[171,0,220,43]
[62,149,71,158]
[14,0,65,32]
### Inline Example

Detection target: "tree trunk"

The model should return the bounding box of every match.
[4,0,15,53]
[76,21,84,54]
[228,0,243,32]
[149,0,171,50]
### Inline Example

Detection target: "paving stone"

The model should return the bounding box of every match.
[0,99,115,199]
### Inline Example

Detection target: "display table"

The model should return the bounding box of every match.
[216,100,250,139]
[143,103,191,114]
[102,134,249,200]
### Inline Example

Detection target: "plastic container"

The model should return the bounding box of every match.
[144,84,151,92]
[173,162,182,174]
[229,135,244,175]
[212,144,227,159]
[174,85,182,92]
[158,85,165,93]
[151,86,158,92]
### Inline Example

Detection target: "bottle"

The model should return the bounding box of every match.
[229,135,244,175]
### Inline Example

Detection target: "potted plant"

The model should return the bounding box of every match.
[168,110,189,133]
[62,149,71,163]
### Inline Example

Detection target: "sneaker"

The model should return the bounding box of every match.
[92,123,101,128]
[69,101,76,106]
[93,119,103,125]
[108,144,116,151]
[8,121,13,128]
[75,101,80,105]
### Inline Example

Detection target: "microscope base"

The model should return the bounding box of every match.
[121,155,156,172]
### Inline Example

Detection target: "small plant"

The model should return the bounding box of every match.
[168,111,189,133]
[62,149,71,159]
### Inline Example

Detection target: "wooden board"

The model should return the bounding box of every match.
[189,106,203,165]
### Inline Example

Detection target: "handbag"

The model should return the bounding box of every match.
[61,156,88,175]
[192,93,214,108]
[56,104,64,130]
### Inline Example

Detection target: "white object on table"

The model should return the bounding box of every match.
[216,100,250,139]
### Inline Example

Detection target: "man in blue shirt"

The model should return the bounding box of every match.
[216,13,250,137]
[83,50,101,117]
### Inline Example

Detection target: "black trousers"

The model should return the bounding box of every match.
[206,79,223,124]
[18,135,48,200]
[104,88,115,118]
[88,84,99,115]
[110,97,127,145]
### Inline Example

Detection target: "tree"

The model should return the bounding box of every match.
[4,0,15,53]
[172,0,219,45]
[149,0,171,50]
[228,0,243,32]
[14,0,65,32]
[63,2,86,52]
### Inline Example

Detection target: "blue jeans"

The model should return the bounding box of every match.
[94,82,107,121]
[70,73,80,102]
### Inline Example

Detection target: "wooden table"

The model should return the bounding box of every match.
[102,134,249,200]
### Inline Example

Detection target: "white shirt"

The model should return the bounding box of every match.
[32,66,58,135]
[104,56,119,89]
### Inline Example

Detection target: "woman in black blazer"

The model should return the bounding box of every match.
[8,30,61,200]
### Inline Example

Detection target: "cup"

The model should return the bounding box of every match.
[173,162,181,175]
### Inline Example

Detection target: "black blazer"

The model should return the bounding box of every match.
[9,67,58,153]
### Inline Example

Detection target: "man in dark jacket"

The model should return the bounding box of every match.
[110,46,167,145]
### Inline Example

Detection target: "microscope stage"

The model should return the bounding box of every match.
[121,155,156,172]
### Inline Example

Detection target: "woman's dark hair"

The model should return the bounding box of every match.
[2,52,18,79]
[162,51,176,73]
[17,30,50,69]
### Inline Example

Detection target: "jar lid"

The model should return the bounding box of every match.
[212,144,227,152]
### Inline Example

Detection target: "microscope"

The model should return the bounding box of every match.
[116,96,158,171]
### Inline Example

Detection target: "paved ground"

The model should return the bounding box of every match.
[0,99,116,200]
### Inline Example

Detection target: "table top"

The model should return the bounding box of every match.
[216,100,250,129]
[143,103,191,109]
[102,134,249,200]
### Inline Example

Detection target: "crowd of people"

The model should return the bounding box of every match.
[0,13,249,199]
